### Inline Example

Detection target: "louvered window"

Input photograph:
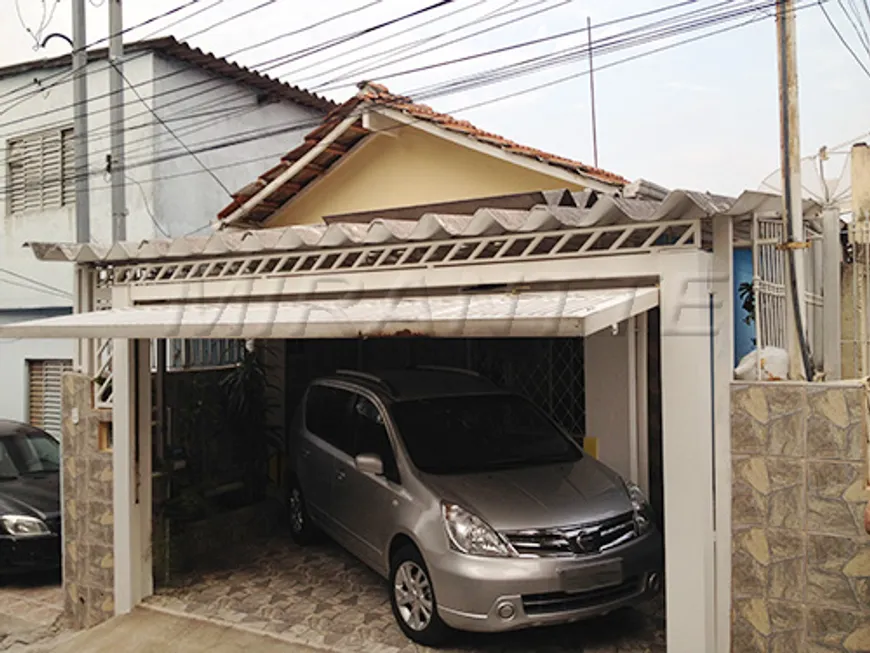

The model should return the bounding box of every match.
[7,128,75,214]
[28,359,72,438]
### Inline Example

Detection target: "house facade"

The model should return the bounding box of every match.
[0,37,331,431]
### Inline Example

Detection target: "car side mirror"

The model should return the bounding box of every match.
[355,453,384,476]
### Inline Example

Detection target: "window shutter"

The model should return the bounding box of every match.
[61,129,75,206]
[7,128,75,214]
[28,359,72,438]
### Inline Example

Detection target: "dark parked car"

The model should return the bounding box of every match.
[0,420,61,574]
[287,368,663,646]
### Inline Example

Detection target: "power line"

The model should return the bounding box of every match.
[108,60,234,197]
[0,0,812,202]
[0,0,210,107]
[838,0,870,53]
[0,278,71,300]
[126,173,171,238]
[0,0,406,134]
[311,0,700,90]
[820,0,870,78]
[0,268,72,299]
[0,0,813,203]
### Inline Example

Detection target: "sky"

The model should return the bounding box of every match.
[2,0,869,198]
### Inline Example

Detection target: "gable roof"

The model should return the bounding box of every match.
[218,82,628,228]
[0,36,334,113]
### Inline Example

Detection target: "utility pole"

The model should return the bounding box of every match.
[587,16,599,168]
[851,143,870,377]
[775,0,811,379]
[71,0,94,376]
[72,0,90,244]
[109,0,126,242]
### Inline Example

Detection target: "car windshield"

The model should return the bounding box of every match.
[0,429,60,479]
[390,393,581,475]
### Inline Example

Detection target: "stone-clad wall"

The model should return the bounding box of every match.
[731,382,870,653]
[61,373,114,629]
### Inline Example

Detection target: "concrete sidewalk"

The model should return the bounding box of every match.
[45,608,324,653]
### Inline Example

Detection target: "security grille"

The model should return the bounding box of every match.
[284,338,586,436]
[167,339,247,370]
[751,215,825,372]
[7,128,75,214]
[469,339,586,436]
[28,359,72,438]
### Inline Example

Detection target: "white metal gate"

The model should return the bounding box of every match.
[751,215,825,370]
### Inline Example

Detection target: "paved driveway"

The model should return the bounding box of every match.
[0,572,63,650]
[148,537,665,653]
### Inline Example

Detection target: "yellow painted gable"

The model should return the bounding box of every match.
[267,126,586,227]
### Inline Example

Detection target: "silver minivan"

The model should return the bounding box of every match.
[287,368,663,646]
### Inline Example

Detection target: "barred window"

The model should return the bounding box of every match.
[168,339,247,370]
[7,128,75,214]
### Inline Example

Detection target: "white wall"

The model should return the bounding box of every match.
[0,50,326,425]
[0,53,158,310]
[0,308,74,422]
[151,54,323,237]
[585,322,633,481]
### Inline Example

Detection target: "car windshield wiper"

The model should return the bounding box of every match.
[0,474,20,481]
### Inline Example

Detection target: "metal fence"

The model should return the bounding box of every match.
[751,215,825,372]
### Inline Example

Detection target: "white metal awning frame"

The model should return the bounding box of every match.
[2,191,769,653]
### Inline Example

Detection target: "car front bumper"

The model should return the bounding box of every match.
[0,534,61,574]
[429,530,663,633]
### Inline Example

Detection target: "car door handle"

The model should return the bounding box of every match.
[336,470,346,482]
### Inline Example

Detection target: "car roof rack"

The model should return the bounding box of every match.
[334,369,395,395]
[412,365,484,378]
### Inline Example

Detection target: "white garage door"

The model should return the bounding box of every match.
[28,359,72,438]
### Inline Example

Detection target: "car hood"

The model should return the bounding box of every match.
[0,474,60,520]
[421,456,633,532]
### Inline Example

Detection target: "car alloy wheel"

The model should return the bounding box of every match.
[389,545,450,646]
[394,561,434,632]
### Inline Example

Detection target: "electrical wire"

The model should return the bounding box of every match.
[0,268,72,298]
[108,60,234,197]
[0,1,806,196]
[0,278,71,300]
[0,0,214,114]
[820,0,870,78]
[838,0,870,53]
[311,0,700,90]
[125,173,172,238]
[0,0,414,134]
[845,0,870,46]
[0,0,819,201]
[286,0,504,84]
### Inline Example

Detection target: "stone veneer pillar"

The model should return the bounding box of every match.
[61,372,115,629]
[731,382,870,653]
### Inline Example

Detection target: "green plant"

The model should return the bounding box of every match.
[738,281,755,326]
[220,343,284,502]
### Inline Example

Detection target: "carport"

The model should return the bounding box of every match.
[0,187,756,653]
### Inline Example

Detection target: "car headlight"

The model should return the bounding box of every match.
[1,515,49,537]
[625,481,654,534]
[441,503,513,557]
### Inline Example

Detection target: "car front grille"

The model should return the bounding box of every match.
[504,511,638,557]
[522,576,642,616]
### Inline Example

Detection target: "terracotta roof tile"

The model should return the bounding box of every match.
[218,82,628,224]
